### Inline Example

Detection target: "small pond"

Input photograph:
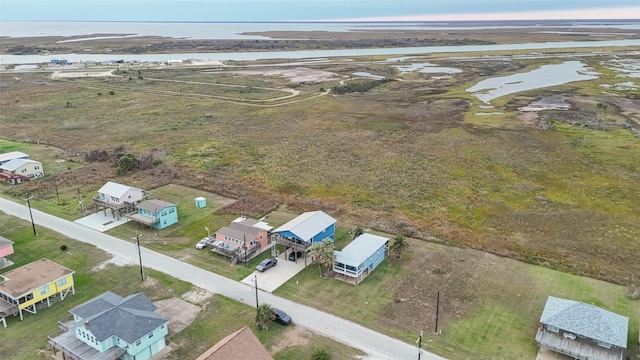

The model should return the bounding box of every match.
[352,72,386,79]
[466,61,598,103]
[395,63,462,74]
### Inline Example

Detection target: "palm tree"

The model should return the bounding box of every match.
[310,238,336,277]
[311,348,331,360]
[390,235,409,259]
[353,226,364,239]
[255,303,275,330]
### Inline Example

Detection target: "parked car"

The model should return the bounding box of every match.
[272,308,292,325]
[288,251,304,261]
[195,238,208,250]
[256,257,277,272]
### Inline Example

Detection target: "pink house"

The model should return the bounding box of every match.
[207,216,273,263]
[0,235,15,269]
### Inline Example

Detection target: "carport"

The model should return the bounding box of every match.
[241,252,308,292]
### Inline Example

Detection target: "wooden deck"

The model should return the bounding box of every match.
[536,328,623,360]
[49,329,126,360]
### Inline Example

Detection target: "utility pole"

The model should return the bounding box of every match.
[25,196,38,236]
[133,232,144,281]
[78,188,85,216]
[435,291,440,334]
[416,330,423,360]
[254,274,259,309]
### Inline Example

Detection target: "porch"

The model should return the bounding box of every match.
[272,234,312,252]
[48,328,127,360]
[535,327,623,360]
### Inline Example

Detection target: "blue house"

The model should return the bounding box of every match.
[128,199,178,229]
[333,233,389,285]
[49,291,168,360]
[273,210,336,253]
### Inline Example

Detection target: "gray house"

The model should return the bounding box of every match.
[535,296,628,360]
[49,291,168,360]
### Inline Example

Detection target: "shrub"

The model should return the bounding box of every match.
[60,245,68,251]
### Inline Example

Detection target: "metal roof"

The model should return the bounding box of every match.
[0,158,41,171]
[540,296,628,348]
[0,151,28,164]
[335,233,389,266]
[273,211,336,241]
[97,181,144,198]
[71,291,167,343]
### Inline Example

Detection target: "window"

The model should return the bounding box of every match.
[597,341,611,349]
[58,277,68,287]
[160,324,165,329]
[21,168,27,173]
[35,165,40,169]
[136,339,142,346]
[148,332,153,338]
[40,284,50,296]
[547,325,559,333]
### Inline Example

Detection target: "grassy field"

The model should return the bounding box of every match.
[1,48,640,359]
[0,212,364,360]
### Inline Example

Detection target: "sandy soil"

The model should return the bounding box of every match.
[227,67,339,83]
[51,70,116,79]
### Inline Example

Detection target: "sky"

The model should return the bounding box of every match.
[1,0,639,22]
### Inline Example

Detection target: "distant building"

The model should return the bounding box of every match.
[333,233,389,285]
[127,199,178,229]
[49,291,168,360]
[0,258,75,326]
[535,296,628,360]
[196,326,273,360]
[0,151,29,166]
[273,211,336,255]
[0,158,44,184]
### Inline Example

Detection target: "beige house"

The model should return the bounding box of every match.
[0,159,44,184]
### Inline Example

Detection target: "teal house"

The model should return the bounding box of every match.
[128,199,178,230]
[49,291,168,360]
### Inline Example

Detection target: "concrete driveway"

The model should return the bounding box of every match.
[74,212,129,232]
[241,252,308,292]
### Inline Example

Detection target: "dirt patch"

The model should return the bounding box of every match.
[182,287,214,304]
[154,297,201,336]
[51,70,116,79]
[91,254,136,271]
[269,326,311,354]
[383,244,494,331]
[228,67,339,83]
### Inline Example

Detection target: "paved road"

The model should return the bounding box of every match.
[0,197,446,360]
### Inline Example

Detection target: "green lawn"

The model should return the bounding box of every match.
[0,212,363,360]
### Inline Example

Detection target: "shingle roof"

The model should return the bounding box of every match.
[0,258,74,298]
[0,158,41,171]
[335,233,389,266]
[540,296,628,348]
[97,181,143,198]
[273,211,336,241]
[136,199,176,212]
[71,292,167,343]
[196,326,273,360]
[216,222,263,241]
